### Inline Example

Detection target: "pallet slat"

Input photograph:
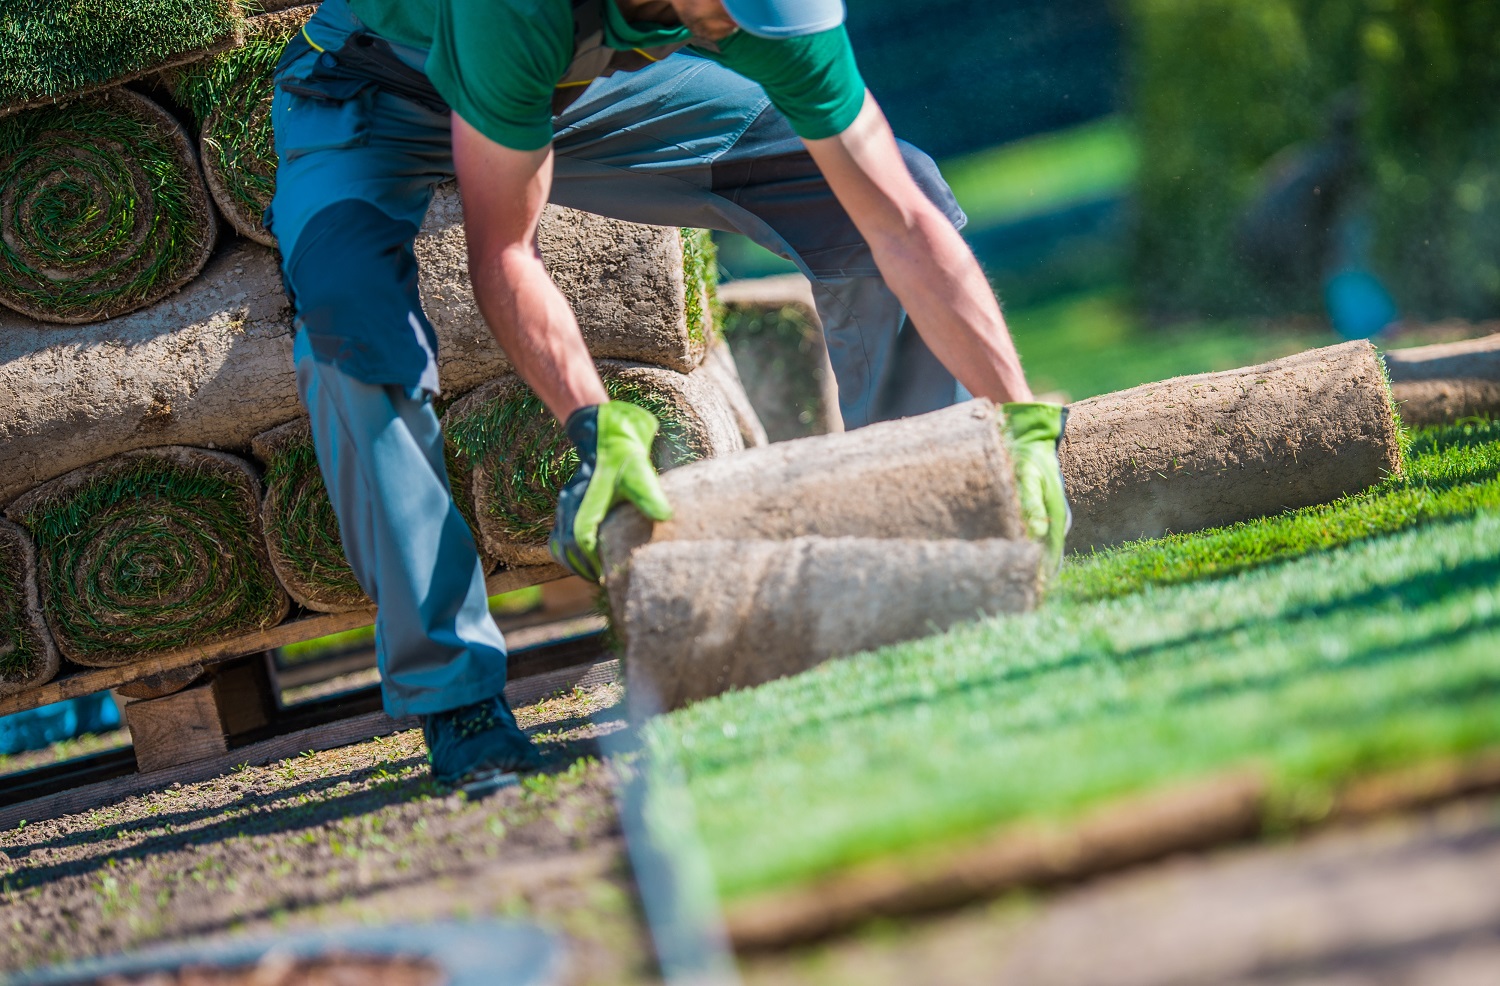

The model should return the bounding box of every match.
[0,565,565,718]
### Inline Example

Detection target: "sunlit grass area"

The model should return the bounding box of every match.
[942,116,1137,227]
[647,423,1500,902]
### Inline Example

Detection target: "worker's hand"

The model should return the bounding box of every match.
[550,401,674,582]
[1001,402,1072,576]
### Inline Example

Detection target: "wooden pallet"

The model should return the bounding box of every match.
[0,564,567,718]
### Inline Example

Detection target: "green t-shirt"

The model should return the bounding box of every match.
[347,0,866,151]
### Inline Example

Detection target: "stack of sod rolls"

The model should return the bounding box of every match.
[598,400,1041,712]
[0,0,763,687]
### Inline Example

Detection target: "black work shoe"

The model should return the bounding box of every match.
[422,693,542,788]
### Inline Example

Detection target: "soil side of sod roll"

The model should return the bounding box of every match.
[1384,333,1500,428]
[443,361,745,569]
[4,447,290,668]
[598,399,1026,604]
[0,519,60,697]
[169,5,319,246]
[423,185,717,373]
[0,88,218,323]
[0,188,716,507]
[1059,340,1403,554]
[624,536,1043,713]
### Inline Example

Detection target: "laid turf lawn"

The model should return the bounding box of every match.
[645,422,1500,902]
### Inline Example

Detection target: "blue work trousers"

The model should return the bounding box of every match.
[268,0,967,717]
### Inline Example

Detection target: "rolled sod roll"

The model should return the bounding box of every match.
[0,0,243,117]
[444,361,745,568]
[0,88,218,323]
[0,184,717,507]
[1384,333,1500,427]
[422,186,719,374]
[624,537,1043,712]
[4,447,290,668]
[252,418,369,613]
[699,338,770,448]
[718,273,843,440]
[599,399,1026,586]
[0,519,59,698]
[170,6,317,246]
[252,415,498,612]
[1060,340,1403,554]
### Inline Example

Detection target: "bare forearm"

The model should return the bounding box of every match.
[867,204,1032,403]
[470,244,607,420]
[451,117,606,421]
[805,96,1034,404]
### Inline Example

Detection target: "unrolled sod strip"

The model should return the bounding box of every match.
[169,5,318,246]
[1384,333,1500,427]
[599,399,1026,605]
[624,536,1043,712]
[0,88,217,323]
[252,414,499,613]
[444,361,745,569]
[4,447,290,668]
[0,519,60,697]
[1060,340,1403,554]
[0,183,716,507]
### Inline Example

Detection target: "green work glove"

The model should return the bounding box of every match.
[1002,402,1072,575]
[550,401,674,582]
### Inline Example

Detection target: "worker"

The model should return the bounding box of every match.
[267,0,1070,790]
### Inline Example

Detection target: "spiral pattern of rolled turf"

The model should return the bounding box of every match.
[254,413,498,613]
[0,519,59,697]
[253,419,369,614]
[0,89,217,324]
[172,6,315,246]
[5,447,289,667]
[443,362,742,568]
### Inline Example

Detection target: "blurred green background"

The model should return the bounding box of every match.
[719,0,1500,402]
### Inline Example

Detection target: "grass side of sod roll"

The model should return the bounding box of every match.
[0,90,214,322]
[170,27,290,231]
[13,455,287,664]
[260,436,368,609]
[445,376,704,547]
[680,226,719,350]
[0,526,44,685]
[0,0,243,110]
[645,421,1500,902]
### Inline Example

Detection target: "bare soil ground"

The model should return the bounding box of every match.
[0,682,653,985]
[743,795,1500,986]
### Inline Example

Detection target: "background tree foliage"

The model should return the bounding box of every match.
[1130,0,1500,321]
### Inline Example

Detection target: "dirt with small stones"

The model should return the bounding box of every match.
[0,682,652,985]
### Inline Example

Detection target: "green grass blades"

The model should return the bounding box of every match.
[680,227,719,349]
[0,90,215,322]
[1062,419,1500,602]
[259,434,369,612]
[647,506,1500,901]
[171,8,310,243]
[0,0,242,110]
[0,522,52,688]
[13,451,287,667]
[445,373,702,549]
